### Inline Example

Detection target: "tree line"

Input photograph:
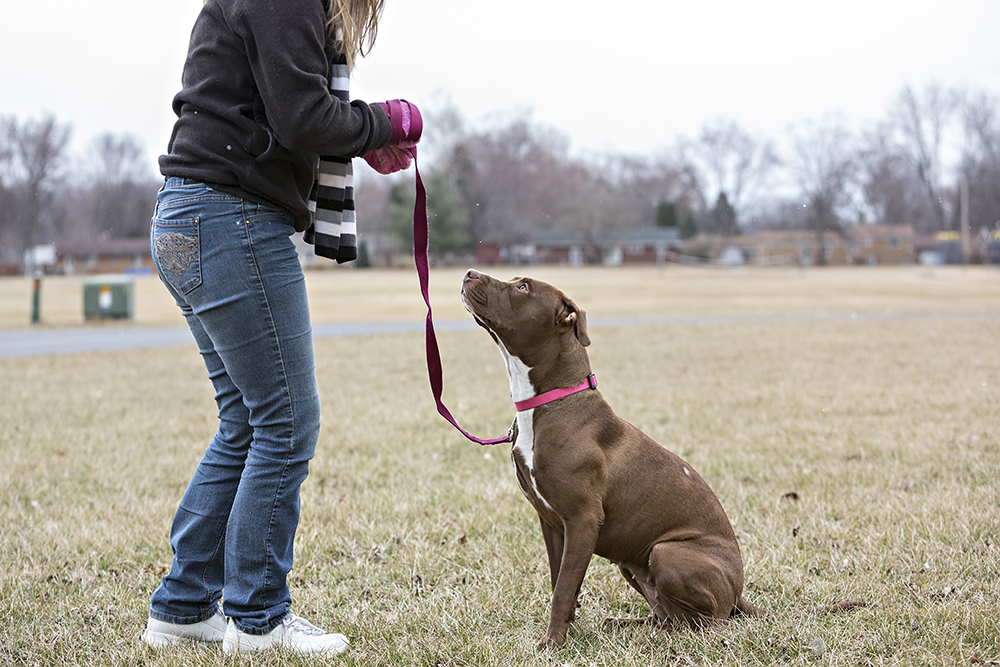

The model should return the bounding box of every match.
[2,82,999,271]
[0,116,160,271]
[374,82,1000,261]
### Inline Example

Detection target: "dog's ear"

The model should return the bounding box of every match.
[557,298,590,347]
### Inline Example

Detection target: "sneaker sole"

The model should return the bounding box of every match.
[222,636,350,655]
[142,629,225,648]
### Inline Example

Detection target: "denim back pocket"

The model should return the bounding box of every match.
[151,214,202,295]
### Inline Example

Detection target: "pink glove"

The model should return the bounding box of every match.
[363,99,422,174]
[362,144,414,174]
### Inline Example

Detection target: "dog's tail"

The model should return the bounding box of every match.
[732,595,868,619]
[732,595,768,617]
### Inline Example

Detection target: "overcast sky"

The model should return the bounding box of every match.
[2,0,998,174]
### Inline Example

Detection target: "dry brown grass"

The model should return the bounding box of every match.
[1,265,998,665]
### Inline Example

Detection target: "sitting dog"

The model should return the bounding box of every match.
[460,269,861,647]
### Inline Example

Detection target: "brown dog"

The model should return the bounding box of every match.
[461,269,860,647]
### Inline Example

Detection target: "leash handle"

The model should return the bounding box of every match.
[407,143,512,446]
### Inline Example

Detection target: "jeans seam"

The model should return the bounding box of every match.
[262,458,292,611]
[241,211,299,616]
[200,531,226,608]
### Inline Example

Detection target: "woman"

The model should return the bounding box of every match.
[141,0,412,655]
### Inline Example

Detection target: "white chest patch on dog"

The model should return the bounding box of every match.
[499,341,534,405]
[497,340,555,513]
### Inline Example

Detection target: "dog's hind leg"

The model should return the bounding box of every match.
[645,541,743,627]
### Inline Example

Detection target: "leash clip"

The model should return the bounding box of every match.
[505,418,516,444]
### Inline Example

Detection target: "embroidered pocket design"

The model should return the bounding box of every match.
[155,232,199,285]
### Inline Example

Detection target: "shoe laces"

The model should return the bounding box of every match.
[283,613,325,637]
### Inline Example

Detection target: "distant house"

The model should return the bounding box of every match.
[473,242,503,265]
[936,227,1000,264]
[981,228,1000,264]
[607,227,682,265]
[682,224,915,266]
[54,238,153,275]
[931,230,962,264]
[531,227,681,266]
[850,224,914,264]
[532,230,594,266]
[483,223,920,267]
[914,234,942,265]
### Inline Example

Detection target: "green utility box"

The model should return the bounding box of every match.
[83,275,134,320]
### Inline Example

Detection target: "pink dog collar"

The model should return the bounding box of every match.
[514,374,598,412]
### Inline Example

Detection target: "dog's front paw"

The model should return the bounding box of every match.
[537,630,567,649]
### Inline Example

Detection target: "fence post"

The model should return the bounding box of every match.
[31,272,42,324]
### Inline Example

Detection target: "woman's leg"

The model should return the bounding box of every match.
[148,310,254,624]
[147,180,320,634]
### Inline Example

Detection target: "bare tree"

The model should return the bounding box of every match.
[857,122,935,230]
[710,192,737,237]
[682,117,779,233]
[412,92,469,171]
[84,132,158,238]
[557,163,619,260]
[0,117,14,265]
[963,92,1000,179]
[447,112,582,247]
[0,114,71,265]
[598,152,703,232]
[788,116,858,264]
[448,136,490,250]
[889,83,960,231]
[0,117,12,179]
[961,92,1000,230]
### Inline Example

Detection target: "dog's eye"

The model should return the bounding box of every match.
[517,283,529,292]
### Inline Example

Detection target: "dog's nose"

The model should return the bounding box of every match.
[464,269,481,283]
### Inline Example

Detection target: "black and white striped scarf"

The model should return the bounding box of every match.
[303,51,357,263]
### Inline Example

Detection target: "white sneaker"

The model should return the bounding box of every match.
[222,612,350,655]
[142,607,228,647]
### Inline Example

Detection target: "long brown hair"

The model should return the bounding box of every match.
[327,0,385,68]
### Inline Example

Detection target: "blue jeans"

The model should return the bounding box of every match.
[147,178,320,634]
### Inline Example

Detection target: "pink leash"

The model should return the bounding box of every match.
[397,107,512,446]
[399,106,596,444]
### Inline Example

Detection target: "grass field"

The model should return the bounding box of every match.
[2,264,1000,329]
[1,266,999,666]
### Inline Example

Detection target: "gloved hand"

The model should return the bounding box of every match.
[363,99,422,174]
[376,99,421,148]
[362,143,414,174]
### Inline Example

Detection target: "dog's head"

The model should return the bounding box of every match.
[461,269,590,368]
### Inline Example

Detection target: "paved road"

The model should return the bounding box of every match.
[0,320,472,357]
[2,312,992,358]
